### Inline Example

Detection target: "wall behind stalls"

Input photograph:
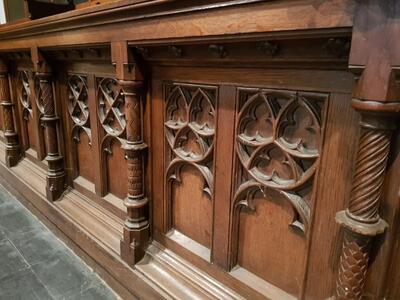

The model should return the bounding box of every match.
[0,1,6,24]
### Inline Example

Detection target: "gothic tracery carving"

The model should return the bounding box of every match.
[67,75,91,144]
[164,84,217,200]
[18,71,32,120]
[233,88,327,234]
[97,77,126,139]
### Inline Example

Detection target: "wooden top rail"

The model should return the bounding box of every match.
[0,0,354,50]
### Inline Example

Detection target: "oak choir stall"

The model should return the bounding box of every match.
[0,0,398,299]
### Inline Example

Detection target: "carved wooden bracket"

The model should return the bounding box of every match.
[0,58,21,167]
[31,47,66,201]
[112,41,149,266]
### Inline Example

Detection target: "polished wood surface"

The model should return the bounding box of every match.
[0,1,398,299]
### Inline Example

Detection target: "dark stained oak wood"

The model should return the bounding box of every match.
[0,1,398,300]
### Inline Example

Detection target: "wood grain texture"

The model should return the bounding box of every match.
[1,1,400,299]
[0,62,21,166]
[304,92,358,299]
[0,0,354,49]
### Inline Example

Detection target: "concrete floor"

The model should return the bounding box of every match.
[0,184,118,300]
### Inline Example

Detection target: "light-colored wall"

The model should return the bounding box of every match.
[0,0,6,24]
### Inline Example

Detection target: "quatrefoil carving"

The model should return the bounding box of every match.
[97,78,126,138]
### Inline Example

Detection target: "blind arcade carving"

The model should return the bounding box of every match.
[232,89,327,235]
[164,83,217,254]
[0,2,398,298]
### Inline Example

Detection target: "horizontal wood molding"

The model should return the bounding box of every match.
[0,0,354,50]
[0,1,399,299]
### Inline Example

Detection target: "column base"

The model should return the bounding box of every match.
[45,155,66,202]
[5,145,21,167]
[120,225,149,267]
[4,132,21,167]
[46,174,66,202]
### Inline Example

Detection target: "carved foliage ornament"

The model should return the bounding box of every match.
[165,84,216,199]
[67,74,91,144]
[18,71,32,121]
[233,88,327,234]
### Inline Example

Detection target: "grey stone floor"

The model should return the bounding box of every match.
[0,184,119,300]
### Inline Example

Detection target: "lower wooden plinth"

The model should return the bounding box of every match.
[0,141,241,300]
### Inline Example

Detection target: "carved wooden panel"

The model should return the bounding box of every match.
[67,74,94,182]
[97,77,127,198]
[164,83,217,252]
[17,70,37,151]
[230,87,328,294]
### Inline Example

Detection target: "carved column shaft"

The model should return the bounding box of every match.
[119,80,149,266]
[336,104,395,299]
[36,72,65,201]
[0,66,21,167]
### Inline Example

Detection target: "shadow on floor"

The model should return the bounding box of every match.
[0,184,119,300]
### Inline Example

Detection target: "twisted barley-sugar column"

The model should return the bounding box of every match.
[0,63,20,167]
[36,72,65,202]
[119,79,149,266]
[335,99,396,299]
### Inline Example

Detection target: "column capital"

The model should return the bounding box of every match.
[31,47,52,74]
[349,0,400,103]
[112,41,144,81]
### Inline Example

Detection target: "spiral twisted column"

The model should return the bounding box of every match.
[335,99,397,299]
[36,72,65,202]
[0,64,21,167]
[119,80,149,266]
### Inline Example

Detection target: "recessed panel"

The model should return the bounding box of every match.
[164,83,217,256]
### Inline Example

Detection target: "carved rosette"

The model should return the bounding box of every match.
[164,84,216,228]
[0,62,21,167]
[35,72,65,201]
[335,101,396,299]
[67,75,91,145]
[230,88,327,268]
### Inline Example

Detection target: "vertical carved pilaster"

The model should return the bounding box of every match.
[119,80,149,266]
[335,100,397,299]
[36,72,65,201]
[0,62,21,166]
